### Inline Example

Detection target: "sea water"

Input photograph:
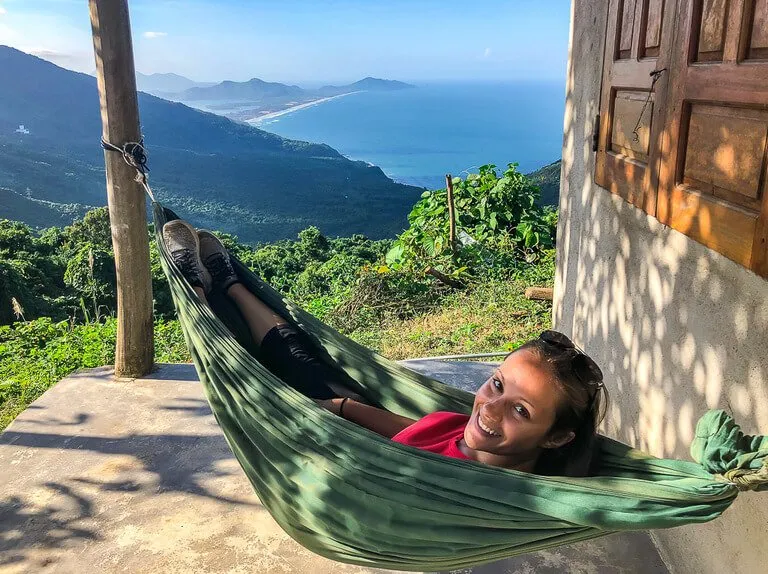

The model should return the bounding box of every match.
[253,81,565,190]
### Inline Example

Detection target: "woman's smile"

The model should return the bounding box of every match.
[469,411,503,443]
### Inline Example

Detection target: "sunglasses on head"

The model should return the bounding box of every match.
[538,330,604,389]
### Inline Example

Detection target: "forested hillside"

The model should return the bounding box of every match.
[0,46,421,242]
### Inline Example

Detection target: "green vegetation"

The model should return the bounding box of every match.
[387,164,556,278]
[0,163,556,430]
[526,160,562,206]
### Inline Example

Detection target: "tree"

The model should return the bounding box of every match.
[63,245,117,321]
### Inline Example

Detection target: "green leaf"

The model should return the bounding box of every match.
[421,236,436,257]
[385,244,405,265]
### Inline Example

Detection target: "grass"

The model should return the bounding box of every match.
[374,280,552,360]
[0,317,189,430]
[348,253,555,359]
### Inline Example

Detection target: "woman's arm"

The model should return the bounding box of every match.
[318,398,417,439]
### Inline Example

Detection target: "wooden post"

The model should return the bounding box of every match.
[89,0,154,377]
[525,287,554,301]
[445,174,457,253]
[425,267,464,289]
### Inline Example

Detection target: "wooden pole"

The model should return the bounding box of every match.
[425,267,464,289]
[89,0,154,377]
[525,287,554,301]
[445,174,457,253]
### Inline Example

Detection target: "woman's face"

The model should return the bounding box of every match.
[463,349,567,458]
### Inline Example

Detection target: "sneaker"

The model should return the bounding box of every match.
[198,230,239,291]
[162,220,212,293]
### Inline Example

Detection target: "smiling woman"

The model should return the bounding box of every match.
[317,330,608,477]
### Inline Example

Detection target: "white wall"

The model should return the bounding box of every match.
[555,2,768,572]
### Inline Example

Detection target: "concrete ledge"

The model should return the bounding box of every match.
[0,364,669,573]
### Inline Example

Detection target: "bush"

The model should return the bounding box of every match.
[385,164,557,279]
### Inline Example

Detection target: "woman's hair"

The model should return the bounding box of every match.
[518,330,609,477]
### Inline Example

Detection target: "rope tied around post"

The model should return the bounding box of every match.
[101,137,156,202]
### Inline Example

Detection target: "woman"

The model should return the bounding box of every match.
[164,220,609,477]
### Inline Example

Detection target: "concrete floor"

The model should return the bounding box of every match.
[0,363,670,574]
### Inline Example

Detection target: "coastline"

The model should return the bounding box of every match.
[246,91,363,125]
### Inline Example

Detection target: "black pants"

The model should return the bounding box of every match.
[259,325,342,400]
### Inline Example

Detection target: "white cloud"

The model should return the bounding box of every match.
[0,21,19,45]
[0,10,93,73]
[483,47,492,59]
[143,31,168,39]
[0,7,7,17]
[31,48,67,59]
[26,47,83,67]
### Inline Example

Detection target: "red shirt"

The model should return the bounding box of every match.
[391,411,471,460]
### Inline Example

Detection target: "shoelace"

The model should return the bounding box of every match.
[171,250,202,286]
[204,253,234,284]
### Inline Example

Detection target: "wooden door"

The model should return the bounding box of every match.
[595,0,678,215]
[658,0,768,276]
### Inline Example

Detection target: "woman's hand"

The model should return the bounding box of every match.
[314,397,418,438]
[314,398,339,414]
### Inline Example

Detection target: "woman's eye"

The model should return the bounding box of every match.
[515,405,530,419]
[492,378,503,392]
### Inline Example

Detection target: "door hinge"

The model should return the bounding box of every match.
[592,114,601,152]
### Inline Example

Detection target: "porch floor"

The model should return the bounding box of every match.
[0,363,669,573]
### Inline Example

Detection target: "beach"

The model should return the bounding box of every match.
[245,92,362,125]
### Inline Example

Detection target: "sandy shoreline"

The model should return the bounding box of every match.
[245,91,362,125]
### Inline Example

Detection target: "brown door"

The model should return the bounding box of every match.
[657,0,768,276]
[595,0,679,215]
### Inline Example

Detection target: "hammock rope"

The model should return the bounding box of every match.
[104,139,767,570]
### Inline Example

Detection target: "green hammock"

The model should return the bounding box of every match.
[153,203,767,571]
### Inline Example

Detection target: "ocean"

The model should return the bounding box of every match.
[251,82,566,190]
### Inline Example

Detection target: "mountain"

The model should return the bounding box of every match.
[136,72,214,96]
[176,76,416,122]
[318,77,416,96]
[525,160,561,206]
[182,78,306,101]
[0,46,421,242]
[180,76,415,102]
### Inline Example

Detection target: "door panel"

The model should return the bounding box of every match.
[595,0,677,214]
[658,0,768,277]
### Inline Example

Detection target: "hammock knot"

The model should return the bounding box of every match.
[718,459,768,492]
[691,410,768,492]
[101,137,156,202]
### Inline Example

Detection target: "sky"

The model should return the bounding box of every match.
[0,0,572,85]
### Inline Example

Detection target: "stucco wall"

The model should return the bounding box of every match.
[555,2,768,572]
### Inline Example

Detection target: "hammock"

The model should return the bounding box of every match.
[152,203,767,571]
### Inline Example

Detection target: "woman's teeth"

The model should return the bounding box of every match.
[478,415,501,437]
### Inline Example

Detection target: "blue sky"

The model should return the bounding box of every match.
[0,0,572,84]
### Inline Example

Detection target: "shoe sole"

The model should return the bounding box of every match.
[163,220,213,294]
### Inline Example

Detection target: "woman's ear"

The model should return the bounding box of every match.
[541,429,575,449]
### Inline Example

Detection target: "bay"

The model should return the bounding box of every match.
[252,81,565,190]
